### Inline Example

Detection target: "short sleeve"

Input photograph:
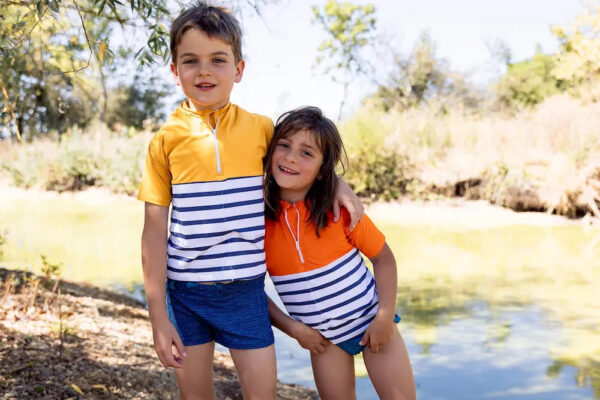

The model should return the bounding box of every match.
[345,212,386,259]
[137,133,172,206]
[264,116,274,145]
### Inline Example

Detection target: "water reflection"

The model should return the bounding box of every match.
[2,193,599,398]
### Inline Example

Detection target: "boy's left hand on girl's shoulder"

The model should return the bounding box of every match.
[333,179,364,231]
[359,315,394,353]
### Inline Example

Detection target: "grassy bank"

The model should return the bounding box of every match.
[1,95,599,217]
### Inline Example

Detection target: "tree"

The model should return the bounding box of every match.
[312,0,376,119]
[370,33,478,112]
[495,48,565,108]
[552,6,600,84]
[0,0,276,141]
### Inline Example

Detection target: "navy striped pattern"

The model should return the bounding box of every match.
[167,175,266,282]
[270,249,379,343]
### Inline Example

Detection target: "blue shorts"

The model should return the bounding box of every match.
[166,277,274,349]
[336,314,401,356]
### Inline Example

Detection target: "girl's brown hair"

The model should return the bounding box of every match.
[264,106,347,237]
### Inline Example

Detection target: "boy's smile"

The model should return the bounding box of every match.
[170,28,244,111]
[272,130,324,203]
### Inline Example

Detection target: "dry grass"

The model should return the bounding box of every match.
[345,94,600,216]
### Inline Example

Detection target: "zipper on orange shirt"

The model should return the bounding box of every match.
[284,203,305,264]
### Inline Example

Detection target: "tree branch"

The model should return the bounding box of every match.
[0,69,22,143]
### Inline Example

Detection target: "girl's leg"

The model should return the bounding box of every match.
[363,327,416,400]
[229,345,277,400]
[310,343,356,400]
[174,341,216,400]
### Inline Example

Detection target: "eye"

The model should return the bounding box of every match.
[213,58,226,64]
[301,150,313,157]
[182,59,197,64]
[277,142,289,148]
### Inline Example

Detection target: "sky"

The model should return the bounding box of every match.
[160,0,597,121]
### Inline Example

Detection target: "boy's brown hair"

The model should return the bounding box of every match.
[170,2,243,64]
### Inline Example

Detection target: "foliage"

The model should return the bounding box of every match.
[552,6,600,84]
[341,108,413,200]
[105,74,170,131]
[371,33,482,113]
[312,0,376,118]
[0,127,149,195]
[0,0,274,140]
[495,50,565,108]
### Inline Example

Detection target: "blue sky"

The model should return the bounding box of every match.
[163,0,597,120]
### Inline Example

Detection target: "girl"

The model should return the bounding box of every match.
[264,106,416,400]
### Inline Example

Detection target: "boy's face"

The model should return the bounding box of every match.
[170,28,244,111]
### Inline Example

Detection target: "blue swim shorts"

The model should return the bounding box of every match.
[336,314,401,356]
[166,277,274,349]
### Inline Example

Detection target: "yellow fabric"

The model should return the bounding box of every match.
[138,101,274,206]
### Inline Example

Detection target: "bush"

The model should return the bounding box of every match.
[341,107,414,200]
[0,125,150,195]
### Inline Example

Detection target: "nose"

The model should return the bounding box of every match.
[197,61,212,76]
[284,149,299,163]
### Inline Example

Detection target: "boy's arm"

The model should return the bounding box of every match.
[359,243,398,353]
[333,178,364,231]
[142,202,186,368]
[267,297,330,354]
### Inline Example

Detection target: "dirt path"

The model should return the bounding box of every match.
[0,268,317,399]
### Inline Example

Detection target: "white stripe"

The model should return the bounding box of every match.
[168,239,264,258]
[169,229,264,249]
[168,252,265,269]
[172,176,262,194]
[171,202,264,221]
[270,249,360,284]
[167,264,266,282]
[170,216,265,237]
[172,189,263,209]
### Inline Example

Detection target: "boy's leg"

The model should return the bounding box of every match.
[363,327,416,400]
[310,343,356,400]
[229,345,277,400]
[174,341,216,400]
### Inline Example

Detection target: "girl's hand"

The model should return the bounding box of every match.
[152,318,187,368]
[333,179,364,231]
[292,321,330,354]
[359,314,394,353]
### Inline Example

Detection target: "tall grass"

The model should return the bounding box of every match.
[0,124,150,195]
[342,94,600,216]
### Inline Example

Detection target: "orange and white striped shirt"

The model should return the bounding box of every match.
[265,200,385,343]
[138,101,273,282]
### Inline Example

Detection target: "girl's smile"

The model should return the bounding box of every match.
[271,129,324,202]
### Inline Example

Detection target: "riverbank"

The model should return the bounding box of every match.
[0,267,318,399]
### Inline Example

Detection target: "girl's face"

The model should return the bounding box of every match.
[271,129,324,203]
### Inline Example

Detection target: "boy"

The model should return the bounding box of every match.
[138,3,362,399]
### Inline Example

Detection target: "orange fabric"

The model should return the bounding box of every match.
[138,101,274,206]
[265,200,385,277]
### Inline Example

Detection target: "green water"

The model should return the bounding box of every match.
[2,191,599,398]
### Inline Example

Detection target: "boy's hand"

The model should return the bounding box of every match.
[333,179,364,231]
[292,321,330,355]
[152,318,187,368]
[359,314,394,353]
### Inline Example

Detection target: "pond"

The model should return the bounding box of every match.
[1,189,599,399]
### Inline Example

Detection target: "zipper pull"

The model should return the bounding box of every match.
[296,241,305,264]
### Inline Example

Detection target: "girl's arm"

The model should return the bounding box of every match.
[267,297,330,354]
[333,178,364,231]
[142,202,186,368]
[359,243,398,353]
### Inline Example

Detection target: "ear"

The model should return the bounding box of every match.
[170,62,181,87]
[234,59,245,83]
